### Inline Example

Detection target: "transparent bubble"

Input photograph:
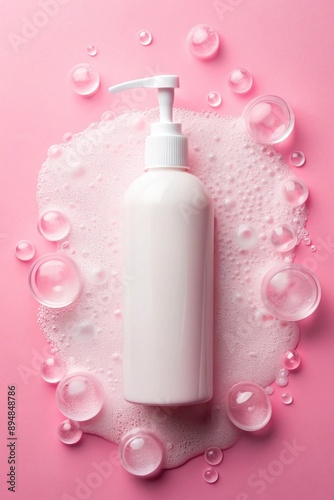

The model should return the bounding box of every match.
[283,350,301,370]
[186,24,220,59]
[119,429,164,476]
[203,467,219,484]
[282,179,309,207]
[89,265,110,285]
[243,95,295,144]
[56,372,104,421]
[102,111,116,121]
[205,447,223,466]
[48,145,63,159]
[226,381,272,431]
[29,253,82,308]
[14,240,35,261]
[40,356,66,383]
[290,151,305,167]
[72,321,97,343]
[311,245,317,252]
[224,197,236,209]
[236,225,258,250]
[58,419,83,444]
[265,386,274,395]
[38,210,71,241]
[69,63,100,96]
[207,91,222,107]
[261,263,321,321]
[228,68,253,94]
[276,375,288,387]
[281,393,293,405]
[86,43,97,56]
[63,132,74,142]
[138,29,152,46]
[269,224,297,252]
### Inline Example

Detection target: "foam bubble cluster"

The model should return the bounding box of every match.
[36,109,308,468]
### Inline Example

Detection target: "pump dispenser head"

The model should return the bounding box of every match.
[109,75,188,168]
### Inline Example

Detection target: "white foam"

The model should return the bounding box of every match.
[37,109,307,468]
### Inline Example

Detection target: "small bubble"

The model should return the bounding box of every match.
[236,225,258,250]
[48,145,63,159]
[226,381,272,431]
[114,309,122,318]
[89,265,110,285]
[203,467,219,484]
[290,151,306,167]
[111,352,122,362]
[40,356,66,383]
[102,110,116,121]
[14,240,35,261]
[56,372,104,421]
[303,237,311,246]
[86,43,97,56]
[38,210,71,241]
[227,68,253,94]
[207,91,222,108]
[138,29,152,46]
[265,215,274,224]
[129,114,149,133]
[283,350,301,370]
[205,447,223,466]
[63,132,74,142]
[186,24,220,59]
[265,386,274,395]
[58,419,83,445]
[276,376,288,387]
[282,179,309,206]
[69,63,100,96]
[224,197,236,209]
[281,393,293,405]
[310,245,317,252]
[119,429,163,476]
[269,224,297,252]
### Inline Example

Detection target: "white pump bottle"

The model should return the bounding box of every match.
[109,75,214,405]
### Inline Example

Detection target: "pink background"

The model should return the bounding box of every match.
[1,1,334,498]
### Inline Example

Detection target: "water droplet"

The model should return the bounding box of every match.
[226,381,272,431]
[40,356,66,383]
[290,151,305,167]
[310,245,317,252]
[282,179,309,206]
[276,375,288,387]
[111,352,122,362]
[281,393,293,405]
[236,225,258,250]
[261,263,321,321]
[72,321,97,343]
[269,224,297,252]
[58,419,83,444]
[186,24,220,59]
[283,350,301,370]
[89,265,110,285]
[243,95,294,144]
[56,372,104,421]
[207,91,222,107]
[265,215,274,224]
[48,145,63,159]
[38,210,71,241]
[205,447,223,466]
[265,386,274,395]
[29,253,82,308]
[203,467,219,484]
[303,237,311,246]
[14,240,35,261]
[119,429,163,476]
[138,29,152,46]
[69,63,100,96]
[86,43,97,56]
[228,68,253,94]
[114,308,122,318]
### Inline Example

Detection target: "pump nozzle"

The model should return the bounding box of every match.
[109,75,179,123]
[108,75,188,168]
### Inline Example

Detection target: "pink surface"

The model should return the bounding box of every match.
[1,1,334,499]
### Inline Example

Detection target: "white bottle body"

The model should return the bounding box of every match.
[123,167,214,405]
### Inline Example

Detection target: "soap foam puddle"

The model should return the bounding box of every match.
[37,109,307,468]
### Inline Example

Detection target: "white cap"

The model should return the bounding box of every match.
[109,75,188,169]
